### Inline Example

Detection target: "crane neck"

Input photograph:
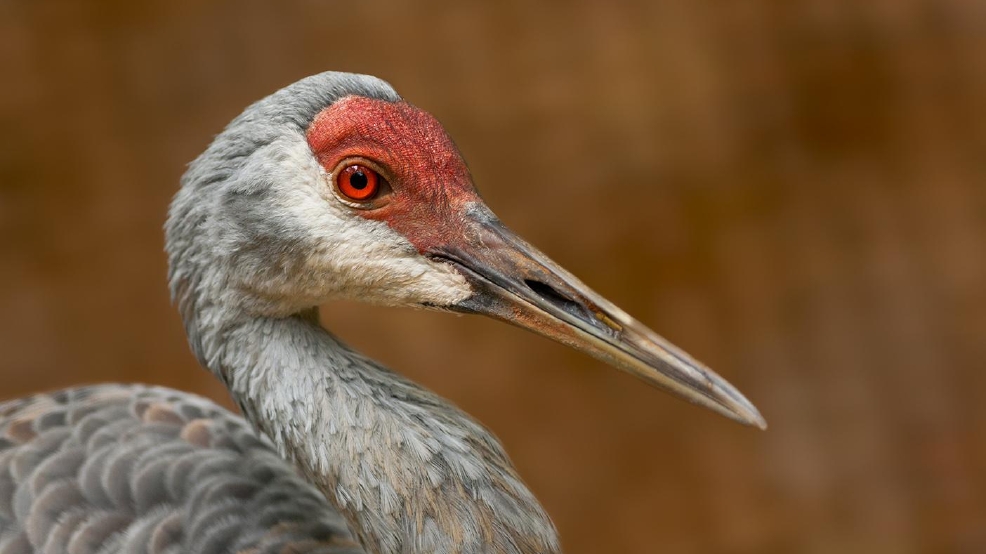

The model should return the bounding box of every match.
[204,307,561,554]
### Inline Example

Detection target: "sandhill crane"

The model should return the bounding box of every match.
[0,72,765,554]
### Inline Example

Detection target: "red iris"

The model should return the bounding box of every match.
[337,164,380,201]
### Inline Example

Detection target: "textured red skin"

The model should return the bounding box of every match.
[306,96,482,254]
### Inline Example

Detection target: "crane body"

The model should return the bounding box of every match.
[0,72,764,554]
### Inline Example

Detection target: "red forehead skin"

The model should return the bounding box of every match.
[306,96,482,254]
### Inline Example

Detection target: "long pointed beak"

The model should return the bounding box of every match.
[429,205,766,429]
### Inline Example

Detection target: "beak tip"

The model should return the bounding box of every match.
[726,395,767,430]
[705,378,767,430]
[749,411,768,431]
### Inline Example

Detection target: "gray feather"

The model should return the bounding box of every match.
[0,385,359,554]
[5,71,561,554]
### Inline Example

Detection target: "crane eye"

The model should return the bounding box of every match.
[336,164,382,201]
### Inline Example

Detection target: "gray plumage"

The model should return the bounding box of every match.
[1,73,559,554]
[2,70,762,554]
[0,385,360,554]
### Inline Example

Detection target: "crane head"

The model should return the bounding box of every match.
[172,73,765,429]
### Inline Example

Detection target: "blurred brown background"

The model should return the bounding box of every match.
[1,1,985,552]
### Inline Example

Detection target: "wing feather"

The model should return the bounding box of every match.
[0,385,361,554]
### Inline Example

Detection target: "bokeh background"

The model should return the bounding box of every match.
[2,1,985,552]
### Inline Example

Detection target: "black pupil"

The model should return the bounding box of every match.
[349,169,368,190]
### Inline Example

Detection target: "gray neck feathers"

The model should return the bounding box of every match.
[220,314,559,553]
[164,72,560,553]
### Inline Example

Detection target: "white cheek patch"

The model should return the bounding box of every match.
[254,137,474,310]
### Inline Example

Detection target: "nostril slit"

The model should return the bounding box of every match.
[524,279,591,321]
